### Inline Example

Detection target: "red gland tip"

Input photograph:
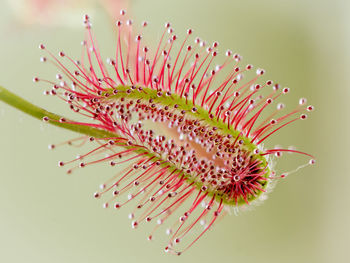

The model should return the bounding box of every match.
[299,97,307,105]
[48,144,55,150]
[300,114,307,120]
[283,87,290,94]
[307,105,314,111]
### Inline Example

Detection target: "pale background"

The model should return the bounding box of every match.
[0,0,349,262]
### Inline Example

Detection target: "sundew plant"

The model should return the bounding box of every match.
[0,12,315,255]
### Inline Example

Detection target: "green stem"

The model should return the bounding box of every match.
[0,86,117,139]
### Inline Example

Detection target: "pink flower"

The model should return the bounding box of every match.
[35,13,315,255]
[7,0,129,27]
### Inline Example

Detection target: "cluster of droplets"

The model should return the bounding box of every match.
[113,96,269,204]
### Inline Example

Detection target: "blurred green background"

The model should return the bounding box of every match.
[0,0,349,262]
